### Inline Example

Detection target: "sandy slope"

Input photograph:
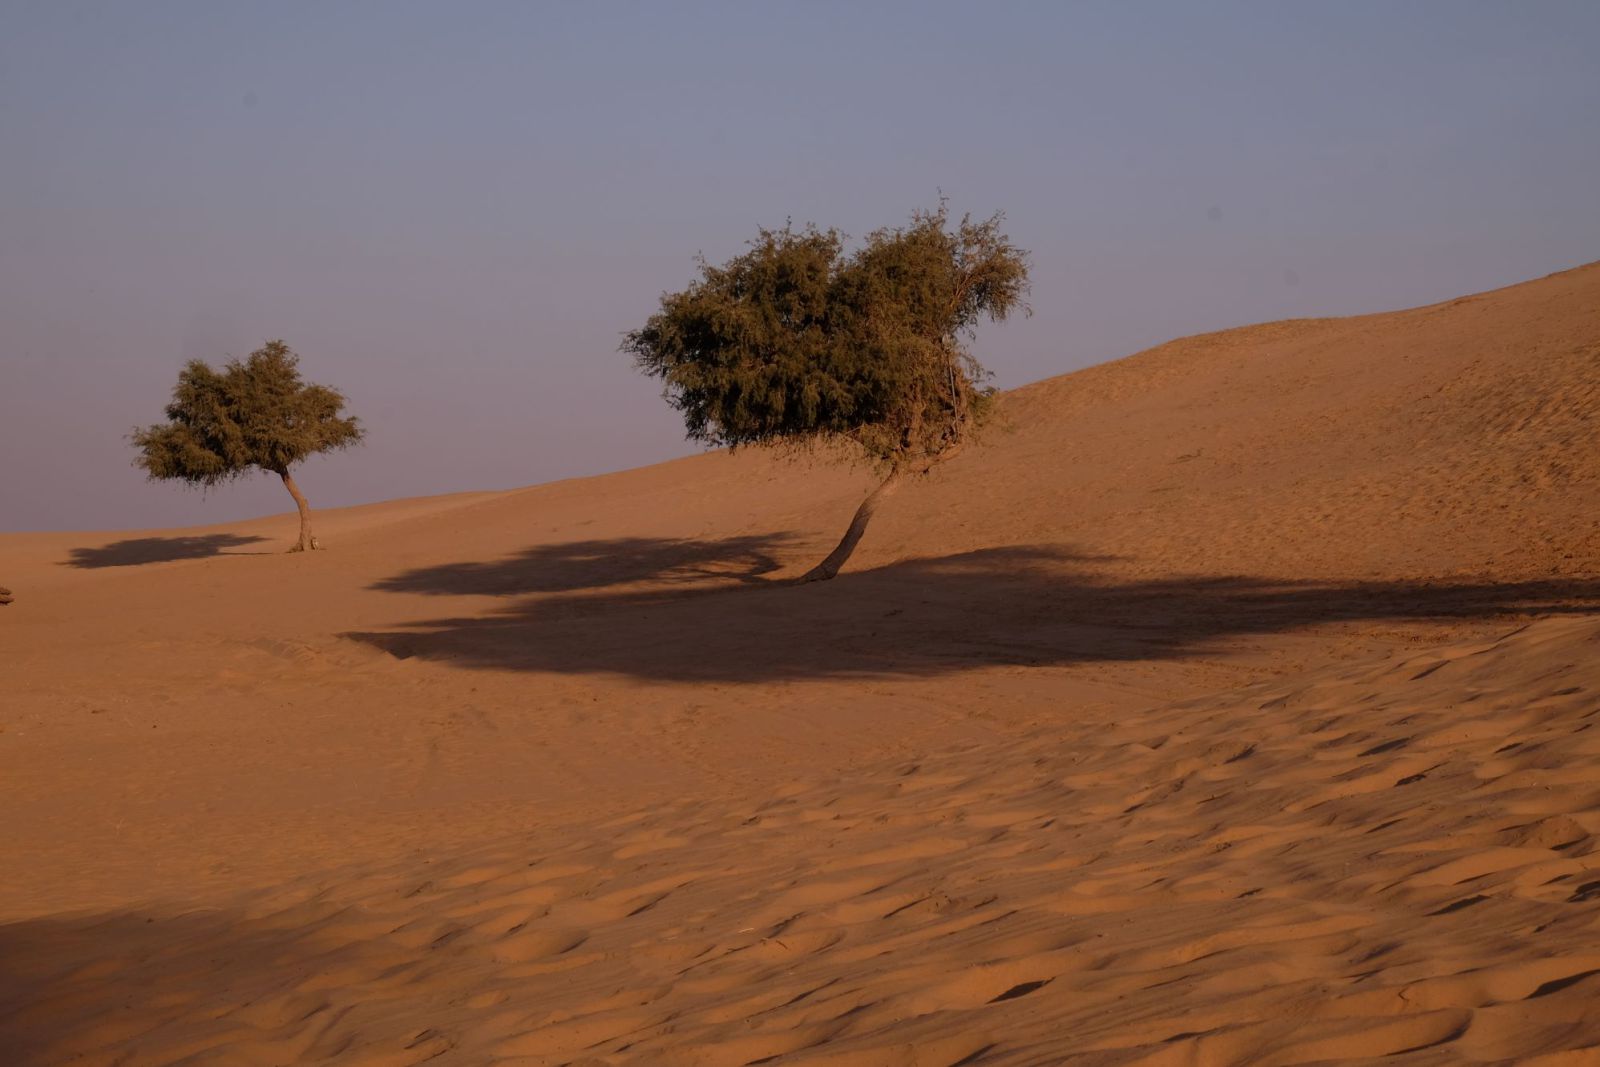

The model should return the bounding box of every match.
[8,617,1600,1066]
[1,262,1597,1064]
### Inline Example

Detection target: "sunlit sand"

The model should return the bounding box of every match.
[3,264,1598,1064]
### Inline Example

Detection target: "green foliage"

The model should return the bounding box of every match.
[623,204,1029,471]
[133,341,363,485]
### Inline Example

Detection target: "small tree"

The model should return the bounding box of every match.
[132,341,364,552]
[624,204,1029,581]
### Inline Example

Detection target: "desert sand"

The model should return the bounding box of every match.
[2,262,1598,1065]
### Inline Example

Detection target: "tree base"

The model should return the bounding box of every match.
[796,564,838,584]
[794,467,904,584]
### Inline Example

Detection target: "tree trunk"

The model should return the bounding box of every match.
[278,469,317,552]
[799,466,904,583]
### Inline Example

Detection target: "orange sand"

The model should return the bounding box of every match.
[2,263,1597,1064]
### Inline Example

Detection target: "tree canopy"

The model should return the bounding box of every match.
[623,204,1029,473]
[132,340,363,551]
[624,205,1029,580]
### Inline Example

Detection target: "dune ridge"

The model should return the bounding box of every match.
[1,262,1597,1064]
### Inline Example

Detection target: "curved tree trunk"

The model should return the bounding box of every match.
[278,469,317,552]
[799,466,904,583]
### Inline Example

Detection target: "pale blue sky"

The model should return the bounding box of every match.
[4,1,1597,530]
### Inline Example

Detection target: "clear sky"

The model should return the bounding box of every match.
[4,1,1597,531]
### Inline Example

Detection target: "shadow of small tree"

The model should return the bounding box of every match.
[368,534,794,596]
[348,542,1600,683]
[63,534,270,569]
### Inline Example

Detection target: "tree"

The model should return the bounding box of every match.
[623,204,1029,582]
[132,341,364,552]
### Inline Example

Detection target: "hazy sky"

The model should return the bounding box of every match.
[4,1,1598,532]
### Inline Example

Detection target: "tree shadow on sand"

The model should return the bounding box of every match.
[368,534,793,596]
[346,541,1600,683]
[63,534,270,569]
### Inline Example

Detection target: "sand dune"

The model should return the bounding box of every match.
[8,617,1600,1065]
[1,263,1597,1064]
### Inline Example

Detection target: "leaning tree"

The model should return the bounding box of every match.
[132,341,364,552]
[624,205,1029,582]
